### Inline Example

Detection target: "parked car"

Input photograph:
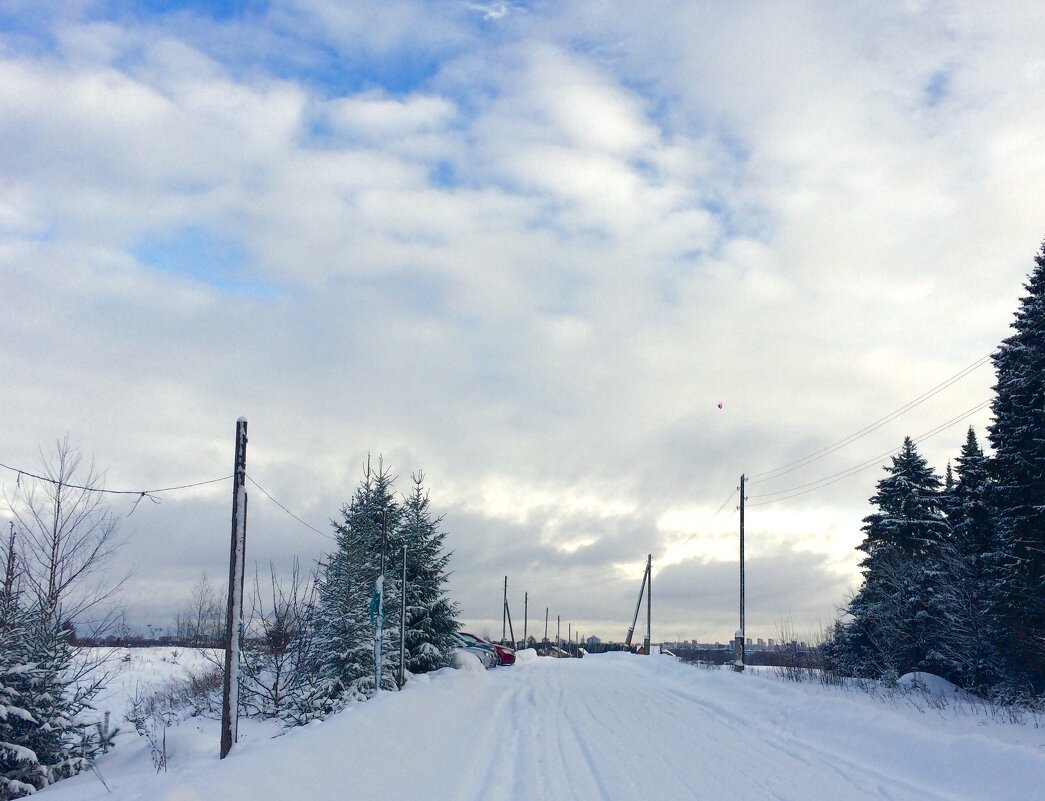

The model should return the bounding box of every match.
[451,633,498,669]
[459,631,516,666]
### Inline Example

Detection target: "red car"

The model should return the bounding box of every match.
[459,632,515,666]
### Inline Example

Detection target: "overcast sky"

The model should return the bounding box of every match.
[2,0,1044,644]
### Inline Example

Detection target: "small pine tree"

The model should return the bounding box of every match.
[18,613,102,787]
[987,239,1045,691]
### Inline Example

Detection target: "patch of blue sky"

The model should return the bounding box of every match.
[429,159,460,189]
[263,40,447,99]
[703,196,741,234]
[629,156,660,183]
[923,68,950,108]
[103,0,270,21]
[702,193,768,246]
[133,226,280,299]
[0,6,60,55]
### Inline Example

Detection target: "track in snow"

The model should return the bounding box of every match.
[412,654,1041,801]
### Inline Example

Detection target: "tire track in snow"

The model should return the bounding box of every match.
[626,667,961,801]
[439,656,1027,801]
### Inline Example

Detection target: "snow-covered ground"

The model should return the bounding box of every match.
[42,649,1045,801]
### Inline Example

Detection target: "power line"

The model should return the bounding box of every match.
[747,354,991,485]
[0,459,231,497]
[747,399,991,506]
[245,474,333,540]
[712,486,738,516]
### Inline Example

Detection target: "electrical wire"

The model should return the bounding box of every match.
[747,398,991,506]
[746,354,991,485]
[246,474,333,540]
[0,460,231,497]
[712,486,738,516]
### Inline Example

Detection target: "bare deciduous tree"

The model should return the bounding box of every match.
[241,558,319,720]
[175,574,225,648]
[5,436,126,636]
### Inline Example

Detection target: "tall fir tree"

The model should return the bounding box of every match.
[838,437,949,679]
[397,472,459,674]
[987,239,1045,691]
[934,427,1004,691]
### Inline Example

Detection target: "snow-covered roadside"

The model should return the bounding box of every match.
[42,649,1045,801]
[85,647,221,725]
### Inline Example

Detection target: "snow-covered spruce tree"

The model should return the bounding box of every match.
[0,531,41,800]
[314,459,402,708]
[837,437,950,679]
[396,472,459,674]
[15,612,103,791]
[933,427,1004,692]
[987,240,1045,693]
[0,542,103,799]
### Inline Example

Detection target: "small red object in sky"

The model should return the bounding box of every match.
[717,402,723,409]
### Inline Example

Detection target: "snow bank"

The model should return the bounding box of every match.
[897,671,982,703]
[513,648,538,664]
[451,650,485,672]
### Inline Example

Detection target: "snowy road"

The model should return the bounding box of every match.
[45,651,1045,801]
[430,654,1040,801]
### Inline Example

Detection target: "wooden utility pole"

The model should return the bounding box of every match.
[504,597,515,646]
[544,607,549,644]
[502,576,508,644]
[644,553,652,655]
[398,544,407,689]
[625,556,651,648]
[221,418,248,759]
[735,474,746,672]
[523,591,528,648]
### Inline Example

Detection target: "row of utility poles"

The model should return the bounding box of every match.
[498,473,748,668]
[499,553,654,657]
[500,577,595,653]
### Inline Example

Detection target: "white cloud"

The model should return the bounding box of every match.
[1,1,1041,641]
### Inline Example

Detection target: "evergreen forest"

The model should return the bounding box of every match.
[832,241,1045,700]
